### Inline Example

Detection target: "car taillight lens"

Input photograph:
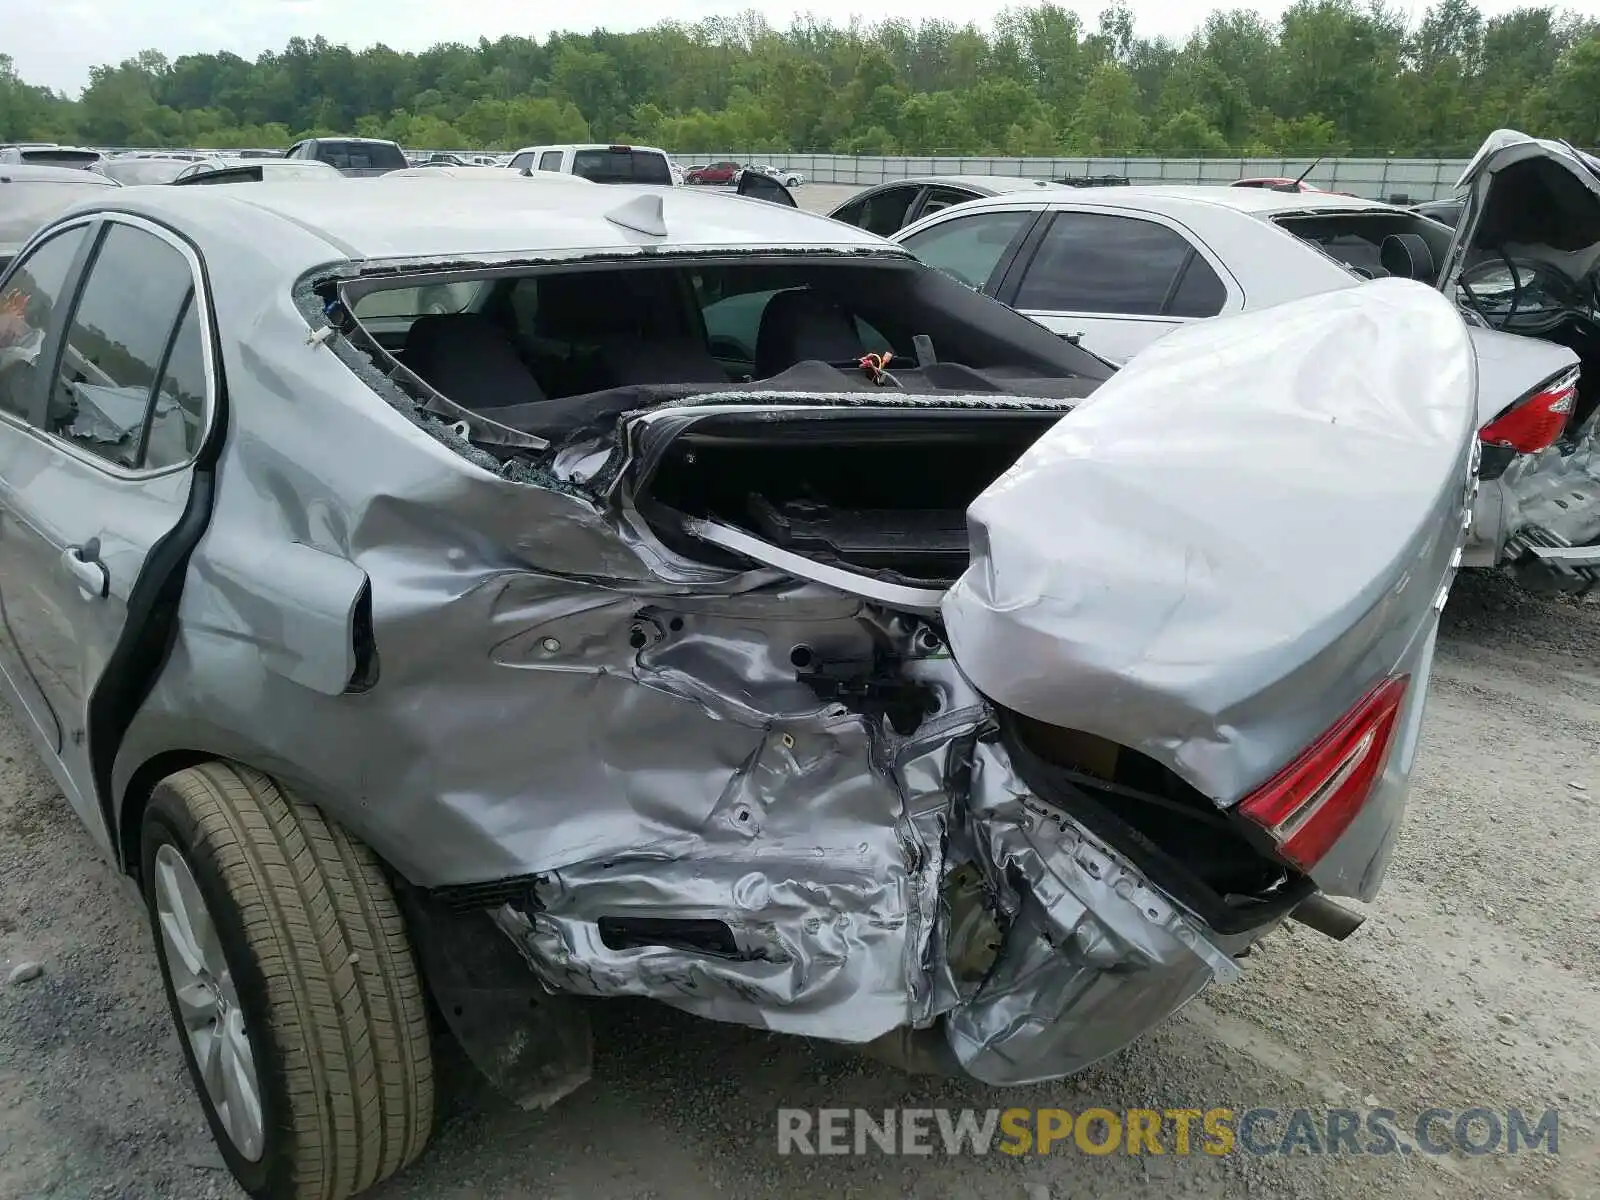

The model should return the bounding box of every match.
[1238,675,1410,870]
[1478,370,1579,455]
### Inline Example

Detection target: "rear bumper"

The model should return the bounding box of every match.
[484,704,1260,1088]
[1467,437,1600,589]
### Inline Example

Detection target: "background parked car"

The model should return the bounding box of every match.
[284,136,408,177]
[744,163,806,186]
[0,164,119,271]
[96,157,192,185]
[505,143,675,184]
[685,160,741,185]
[0,144,103,170]
[889,157,1599,591]
[824,175,1066,236]
[172,158,343,185]
[1413,194,1466,227]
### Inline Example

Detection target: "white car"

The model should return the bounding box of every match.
[504,143,676,185]
[884,141,1599,589]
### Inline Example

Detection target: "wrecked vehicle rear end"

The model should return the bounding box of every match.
[1443,129,1600,590]
[110,186,1476,1111]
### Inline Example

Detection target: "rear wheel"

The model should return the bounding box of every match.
[140,762,434,1200]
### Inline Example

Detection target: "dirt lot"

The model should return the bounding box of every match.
[0,568,1594,1199]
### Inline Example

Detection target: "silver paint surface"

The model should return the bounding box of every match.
[1,183,1472,1081]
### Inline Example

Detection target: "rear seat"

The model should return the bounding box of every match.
[402,313,545,411]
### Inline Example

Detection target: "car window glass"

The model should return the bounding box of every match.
[0,226,88,422]
[510,152,535,171]
[1015,212,1199,316]
[538,151,563,172]
[700,287,776,362]
[353,282,487,320]
[917,187,979,218]
[900,210,1034,290]
[1166,254,1228,318]
[143,293,207,469]
[830,197,866,227]
[859,187,919,236]
[49,223,194,467]
[571,149,671,185]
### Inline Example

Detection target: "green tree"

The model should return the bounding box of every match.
[1,6,1596,156]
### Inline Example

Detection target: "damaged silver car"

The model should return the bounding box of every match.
[0,180,1477,1199]
[1440,129,1600,587]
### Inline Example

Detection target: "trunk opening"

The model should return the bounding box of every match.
[638,409,1063,585]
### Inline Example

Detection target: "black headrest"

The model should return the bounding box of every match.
[1379,233,1436,282]
[754,288,864,378]
[403,313,544,411]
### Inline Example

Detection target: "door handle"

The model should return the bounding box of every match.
[61,538,108,599]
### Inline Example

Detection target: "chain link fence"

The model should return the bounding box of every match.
[98,147,1472,201]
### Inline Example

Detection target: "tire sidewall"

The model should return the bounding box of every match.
[141,786,294,1199]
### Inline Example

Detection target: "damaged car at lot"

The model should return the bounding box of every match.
[0,181,1477,1199]
[842,133,1599,593]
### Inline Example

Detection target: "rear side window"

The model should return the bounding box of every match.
[900,210,1035,290]
[315,141,406,171]
[509,152,535,170]
[143,296,207,469]
[836,186,921,237]
[571,149,671,185]
[20,150,99,169]
[48,223,201,468]
[1014,212,1225,317]
[918,187,980,218]
[538,151,563,172]
[0,226,88,420]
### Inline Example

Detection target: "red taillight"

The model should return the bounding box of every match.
[1478,370,1579,455]
[1238,675,1410,870]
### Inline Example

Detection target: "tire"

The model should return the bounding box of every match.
[140,762,434,1200]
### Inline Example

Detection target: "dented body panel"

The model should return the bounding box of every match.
[0,183,1474,1094]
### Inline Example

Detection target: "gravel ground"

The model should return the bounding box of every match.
[1,569,1597,1199]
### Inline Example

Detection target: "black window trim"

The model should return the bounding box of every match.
[998,205,1237,321]
[23,213,218,480]
[0,215,102,432]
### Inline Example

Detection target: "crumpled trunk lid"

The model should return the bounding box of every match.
[944,278,1478,809]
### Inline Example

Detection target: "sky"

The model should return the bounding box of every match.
[0,0,1544,94]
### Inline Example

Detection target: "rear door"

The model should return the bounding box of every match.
[0,214,213,848]
[995,208,1237,364]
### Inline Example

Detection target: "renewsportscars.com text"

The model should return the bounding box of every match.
[776,1107,1560,1157]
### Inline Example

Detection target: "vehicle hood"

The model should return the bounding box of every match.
[1442,129,1600,289]
[943,278,1478,806]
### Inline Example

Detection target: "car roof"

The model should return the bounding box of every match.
[380,165,593,183]
[1,163,120,186]
[510,143,670,155]
[861,175,1066,195]
[921,183,1391,217]
[59,179,901,272]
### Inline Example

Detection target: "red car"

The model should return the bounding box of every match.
[686,160,741,185]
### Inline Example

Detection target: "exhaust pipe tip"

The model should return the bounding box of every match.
[1290,894,1366,941]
